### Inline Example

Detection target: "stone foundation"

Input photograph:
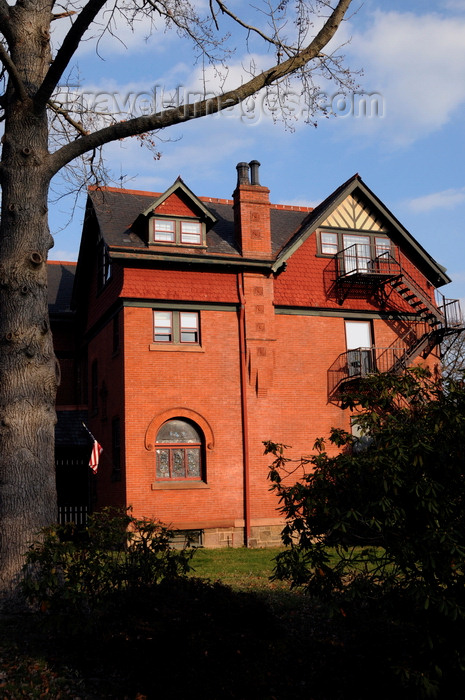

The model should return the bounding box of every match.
[175,519,285,549]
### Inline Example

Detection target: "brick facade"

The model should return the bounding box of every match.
[50,163,459,547]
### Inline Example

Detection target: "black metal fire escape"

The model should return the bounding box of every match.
[328,246,464,395]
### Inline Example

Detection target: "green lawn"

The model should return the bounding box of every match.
[190,546,287,590]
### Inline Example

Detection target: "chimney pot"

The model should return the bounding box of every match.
[249,160,261,186]
[236,162,250,186]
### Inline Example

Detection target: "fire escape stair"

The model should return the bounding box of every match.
[388,274,445,328]
[329,258,464,397]
[387,273,446,371]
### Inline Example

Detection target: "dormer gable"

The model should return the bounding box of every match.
[273,174,451,288]
[139,177,217,248]
[320,192,388,232]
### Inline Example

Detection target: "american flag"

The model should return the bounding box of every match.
[89,439,103,474]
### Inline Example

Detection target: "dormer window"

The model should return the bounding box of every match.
[154,219,175,242]
[180,221,201,245]
[152,217,204,246]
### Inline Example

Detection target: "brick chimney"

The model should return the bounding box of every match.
[233,160,272,258]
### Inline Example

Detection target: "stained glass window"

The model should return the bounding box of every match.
[155,419,203,480]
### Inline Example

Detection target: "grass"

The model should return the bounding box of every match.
[190,546,287,590]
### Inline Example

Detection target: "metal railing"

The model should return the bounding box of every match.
[58,504,89,526]
[328,346,409,395]
[336,246,400,279]
[436,292,463,329]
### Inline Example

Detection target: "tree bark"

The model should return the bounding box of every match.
[0,1,58,591]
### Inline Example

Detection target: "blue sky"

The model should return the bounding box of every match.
[48,0,465,307]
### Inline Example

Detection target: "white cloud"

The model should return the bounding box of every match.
[345,9,465,145]
[444,1,465,10]
[408,187,465,212]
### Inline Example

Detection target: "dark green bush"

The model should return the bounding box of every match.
[267,367,465,697]
[20,507,196,629]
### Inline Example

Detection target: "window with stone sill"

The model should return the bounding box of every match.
[155,419,204,481]
[152,218,204,246]
[153,310,200,345]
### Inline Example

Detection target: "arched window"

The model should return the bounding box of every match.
[155,419,203,481]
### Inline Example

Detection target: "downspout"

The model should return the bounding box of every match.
[237,272,251,547]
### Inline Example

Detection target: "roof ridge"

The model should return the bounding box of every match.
[47,260,77,266]
[88,186,315,213]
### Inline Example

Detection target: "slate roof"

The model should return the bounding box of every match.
[84,174,450,286]
[273,174,451,286]
[87,187,312,258]
[47,262,77,313]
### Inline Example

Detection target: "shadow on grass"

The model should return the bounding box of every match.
[2,576,464,700]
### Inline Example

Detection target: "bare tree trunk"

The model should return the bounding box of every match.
[0,3,58,591]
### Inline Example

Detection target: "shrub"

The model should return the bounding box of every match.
[266,367,465,697]
[20,507,196,629]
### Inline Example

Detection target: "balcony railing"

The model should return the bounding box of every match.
[436,292,463,329]
[336,246,401,280]
[328,346,409,395]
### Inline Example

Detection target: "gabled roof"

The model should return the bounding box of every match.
[87,186,311,260]
[272,174,451,287]
[85,174,450,287]
[47,261,77,313]
[140,177,217,225]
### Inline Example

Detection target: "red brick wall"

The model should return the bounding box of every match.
[86,261,124,334]
[87,263,441,531]
[121,304,245,528]
[233,184,272,258]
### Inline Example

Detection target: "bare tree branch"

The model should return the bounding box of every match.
[48,98,89,137]
[35,0,108,111]
[213,0,292,54]
[0,40,27,103]
[0,0,10,34]
[49,0,353,175]
[52,11,77,22]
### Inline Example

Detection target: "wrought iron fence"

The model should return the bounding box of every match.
[58,504,89,526]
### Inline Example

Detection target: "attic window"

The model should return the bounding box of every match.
[319,231,392,260]
[152,218,204,246]
[154,219,175,242]
[180,221,201,245]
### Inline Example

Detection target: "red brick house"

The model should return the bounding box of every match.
[50,161,462,546]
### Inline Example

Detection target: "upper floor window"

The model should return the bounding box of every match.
[153,310,200,345]
[152,218,203,246]
[321,232,339,256]
[97,240,111,290]
[155,419,203,481]
[319,231,392,260]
